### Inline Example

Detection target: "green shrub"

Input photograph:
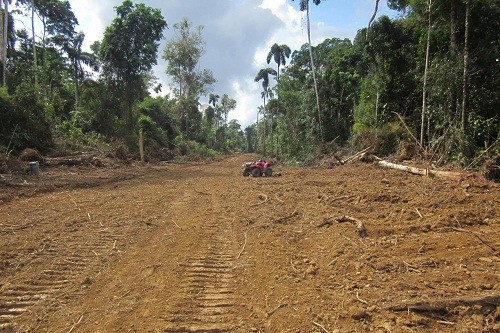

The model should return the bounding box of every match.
[351,121,408,157]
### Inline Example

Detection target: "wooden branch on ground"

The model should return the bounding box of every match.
[236,231,247,260]
[312,321,330,333]
[316,219,333,228]
[388,294,500,314]
[377,160,468,180]
[336,215,367,238]
[342,147,372,164]
[44,155,94,167]
[272,211,300,225]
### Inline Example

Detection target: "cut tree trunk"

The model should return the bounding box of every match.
[377,160,467,180]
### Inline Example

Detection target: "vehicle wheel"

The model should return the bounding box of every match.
[251,168,261,177]
[265,168,273,177]
[243,169,250,176]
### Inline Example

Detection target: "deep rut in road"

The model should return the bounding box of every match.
[165,225,238,332]
[164,178,243,332]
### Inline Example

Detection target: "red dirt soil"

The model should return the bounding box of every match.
[0,154,498,332]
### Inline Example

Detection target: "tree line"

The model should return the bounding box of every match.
[0,0,498,167]
[255,0,499,166]
[0,0,244,160]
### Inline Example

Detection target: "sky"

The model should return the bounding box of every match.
[65,0,398,128]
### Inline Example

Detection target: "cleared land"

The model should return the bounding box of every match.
[1,154,498,332]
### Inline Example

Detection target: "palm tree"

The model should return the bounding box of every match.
[255,67,277,115]
[255,68,276,154]
[266,43,291,96]
[209,93,219,107]
[65,32,98,110]
[266,43,291,157]
[294,0,323,140]
[208,93,220,127]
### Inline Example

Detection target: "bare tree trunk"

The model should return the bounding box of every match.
[461,0,470,133]
[263,96,267,155]
[1,0,8,86]
[256,110,259,152]
[0,7,4,87]
[31,0,37,87]
[74,60,79,110]
[449,0,458,122]
[421,0,432,147]
[366,0,380,39]
[306,3,323,141]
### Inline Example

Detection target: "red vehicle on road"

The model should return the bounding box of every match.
[242,160,272,177]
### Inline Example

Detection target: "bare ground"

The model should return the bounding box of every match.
[0,154,499,332]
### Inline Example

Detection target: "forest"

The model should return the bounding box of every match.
[0,0,498,169]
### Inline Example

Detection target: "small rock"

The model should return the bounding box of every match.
[480,283,493,290]
[352,311,371,321]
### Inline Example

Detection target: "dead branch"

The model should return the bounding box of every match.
[356,291,369,305]
[388,294,500,313]
[67,314,84,333]
[236,231,247,259]
[272,211,300,225]
[312,321,330,333]
[336,215,367,238]
[266,302,287,318]
[342,147,372,164]
[316,219,333,228]
[393,112,423,150]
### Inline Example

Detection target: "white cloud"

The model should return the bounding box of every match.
[230,78,261,129]
[69,0,114,49]
[60,0,389,129]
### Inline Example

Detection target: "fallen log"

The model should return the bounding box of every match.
[44,155,94,167]
[336,215,367,238]
[377,160,468,180]
[388,294,500,314]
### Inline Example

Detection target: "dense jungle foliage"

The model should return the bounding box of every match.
[0,0,498,168]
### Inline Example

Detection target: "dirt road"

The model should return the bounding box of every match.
[1,154,499,332]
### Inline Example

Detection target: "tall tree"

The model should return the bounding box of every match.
[163,18,215,100]
[461,0,470,133]
[16,0,78,87]
[209,93,219,107]
[100,0,167,131]
[294,0,323,140]
[254,67,277,109]
[220,93,236,129]
[421,0,432,147]
[266,43,290,155]
[266,43,291,96]
[64,32,98,110]
[255,67,276,152]
[0,0,11,86]
[219,93,236,149]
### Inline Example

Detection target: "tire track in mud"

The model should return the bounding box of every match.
[0,231,129,331]
[0,190,153,332]
[164,189,241,332]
